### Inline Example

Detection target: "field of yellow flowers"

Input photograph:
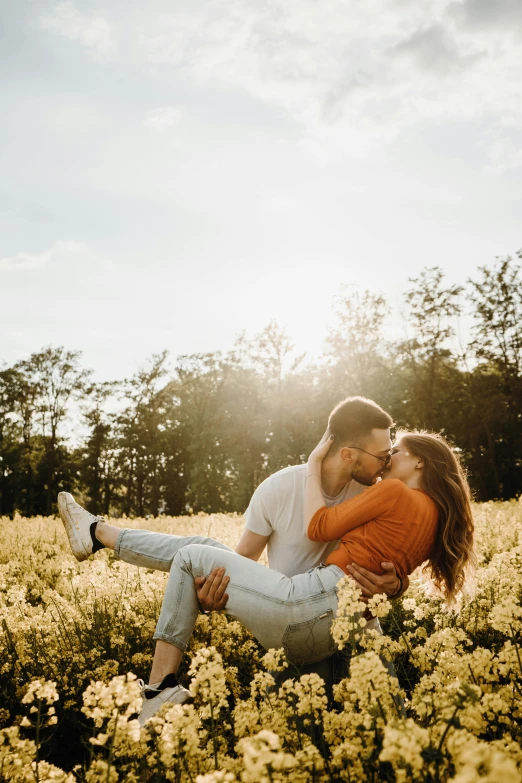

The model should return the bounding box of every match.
[1,502,522,782]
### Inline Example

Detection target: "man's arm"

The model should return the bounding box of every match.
[235,528,270,560]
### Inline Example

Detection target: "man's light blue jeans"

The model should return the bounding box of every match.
[115,528,344,665]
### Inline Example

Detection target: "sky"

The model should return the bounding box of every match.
[1,0,521,381]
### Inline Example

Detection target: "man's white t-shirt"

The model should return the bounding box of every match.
[244,464,365,578]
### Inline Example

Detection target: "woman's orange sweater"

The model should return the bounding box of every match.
[307,478,439,579]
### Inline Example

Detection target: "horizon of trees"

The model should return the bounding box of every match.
[1,252,521,518]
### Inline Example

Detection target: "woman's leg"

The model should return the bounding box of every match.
[112,528,234,572]
[149,544,340,681]
[57,491,234,570]
[149,640,183,685]
[94,521,120,549]
[138,548,342,724]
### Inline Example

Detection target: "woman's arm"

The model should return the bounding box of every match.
[303,433,335,533]
[307,479,404,541]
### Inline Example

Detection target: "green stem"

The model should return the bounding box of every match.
[209,698,218,770]
[437,704,460,753]
[509,626,522,676]
[34,700,41,783]
[467,664,478,686]
[434,703,462,783]
[105,709,120,783]
[369,680,386,722]
[292,698,303,751]
[182,753,196,783]
[2,619,31,681]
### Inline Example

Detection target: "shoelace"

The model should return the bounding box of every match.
[138,674,184,700]
[137,680,163,701]
[138,679,159,692]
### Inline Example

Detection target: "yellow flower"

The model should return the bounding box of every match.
[380,718,431,779]
[2,505,522,781]
[188,646,230,720]
[261,648,289,672]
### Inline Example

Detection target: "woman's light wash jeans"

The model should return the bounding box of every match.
[115,529,344,665]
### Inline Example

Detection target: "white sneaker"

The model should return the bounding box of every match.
[138,674,193,726]
[57,491,102,562]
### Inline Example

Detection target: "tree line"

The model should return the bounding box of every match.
[1,253,521,518]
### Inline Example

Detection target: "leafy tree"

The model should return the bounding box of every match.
[395,267,463,430]
[466,253,522,498]
[169,352,238,513]
[325,286,390,399]
[116,352,170,517]
[0,364,43,515]
[21,347,92,514]
[247,321,305,392]
[469,252,522,379]
[0,367,22,515]
[244,322,308,475]
[78,382,119,515]
[1,251,521,516]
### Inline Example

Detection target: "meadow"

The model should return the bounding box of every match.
[0,503,521,782]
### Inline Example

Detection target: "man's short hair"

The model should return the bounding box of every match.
[328,396,394,449]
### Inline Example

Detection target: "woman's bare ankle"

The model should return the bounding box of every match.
[149,641,183,684]
[95,521,119,550]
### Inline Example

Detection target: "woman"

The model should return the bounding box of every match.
[58,431,475,725]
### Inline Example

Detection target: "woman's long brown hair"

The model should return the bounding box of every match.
[398,430,476,603]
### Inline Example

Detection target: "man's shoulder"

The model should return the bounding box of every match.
[248,465,306,503]
[259,464,306,488]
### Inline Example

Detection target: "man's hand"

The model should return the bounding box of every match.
[346,561,407,603]
[195,567,230,612]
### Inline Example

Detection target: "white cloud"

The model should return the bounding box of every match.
[0,248,52,271]
[36,0,522,165]
[391,23,484,76]
[143,106,184,132]
[0,241,94,271]
[449,0,522,32]
[131,0,522,163]
[484,136,522,175]
[39,1,115,57]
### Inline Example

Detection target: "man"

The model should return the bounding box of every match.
[194,395,406,694]
[59,395,406,715]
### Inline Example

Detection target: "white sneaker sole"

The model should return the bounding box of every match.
[57,492,92,562]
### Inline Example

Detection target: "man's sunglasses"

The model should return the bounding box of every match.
[348,446,392,468]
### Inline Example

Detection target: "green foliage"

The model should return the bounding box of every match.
[1,254,522,516]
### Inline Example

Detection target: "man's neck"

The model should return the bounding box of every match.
[320,457,351,497]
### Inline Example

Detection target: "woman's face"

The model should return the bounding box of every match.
[382,438,420,482]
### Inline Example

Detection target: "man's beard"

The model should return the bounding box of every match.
[351,458,383,487]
